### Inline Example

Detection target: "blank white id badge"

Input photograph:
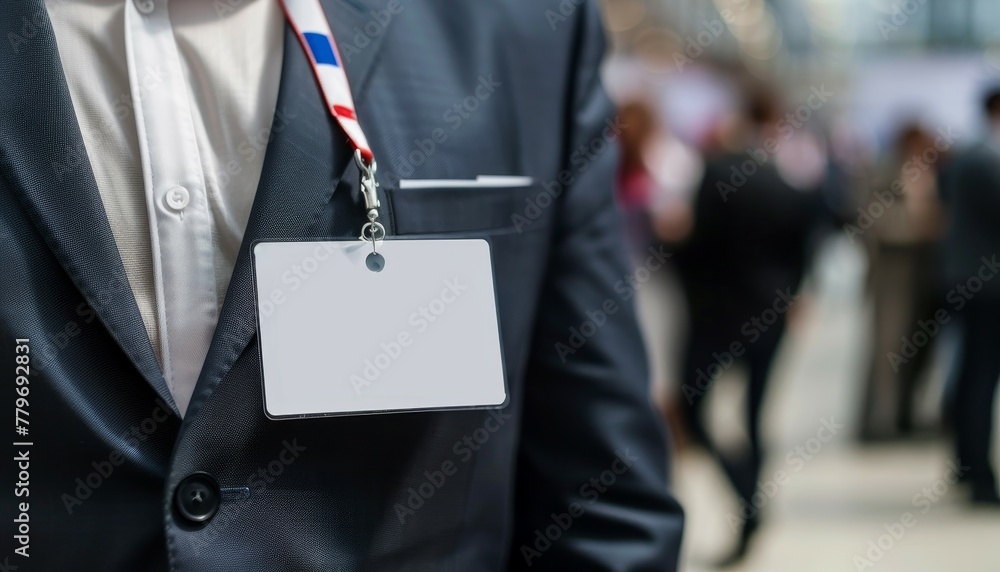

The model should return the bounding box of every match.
[252,238,507,418]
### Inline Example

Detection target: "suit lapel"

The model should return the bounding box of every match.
[185,0,393,419]
[0,0,177,414]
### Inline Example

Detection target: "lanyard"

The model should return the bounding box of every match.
[279,0,384,251]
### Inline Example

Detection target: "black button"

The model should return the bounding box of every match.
[174,472,220,524]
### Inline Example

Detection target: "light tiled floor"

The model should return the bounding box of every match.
[639,237,1000,571]
[678,445,1000,572]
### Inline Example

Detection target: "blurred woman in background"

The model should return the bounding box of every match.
[859,122,946,442]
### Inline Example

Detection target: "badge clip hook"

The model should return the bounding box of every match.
[356,150,385,254]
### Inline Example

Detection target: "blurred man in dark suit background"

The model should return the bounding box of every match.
[673,86,827,565]
[941,87,1000,505]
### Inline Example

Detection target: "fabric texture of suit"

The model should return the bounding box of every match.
[0,0,683,569]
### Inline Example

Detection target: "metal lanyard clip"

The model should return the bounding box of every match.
[356,150,385,256]
[357,149,380,219]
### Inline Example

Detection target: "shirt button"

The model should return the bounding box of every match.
[135,0,155,14]
[174,472,220,524]
[164,186,190,212]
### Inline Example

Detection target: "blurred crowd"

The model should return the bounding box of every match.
[612,74,1000,567]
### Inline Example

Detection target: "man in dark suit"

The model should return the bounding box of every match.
[674,87,825,564]
[940,87,1000,505]
[0,0,683,569]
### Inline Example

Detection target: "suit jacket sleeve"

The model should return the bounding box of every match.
[508,3,685,569]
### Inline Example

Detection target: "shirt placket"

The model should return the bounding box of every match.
[125,0,219,415]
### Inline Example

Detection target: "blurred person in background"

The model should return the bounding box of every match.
[859,122,946,442]
[617,100,661,258]
[616,97,701,434]
[939,87,1000,505]
[672,85,827,565]
[617,99,701,257]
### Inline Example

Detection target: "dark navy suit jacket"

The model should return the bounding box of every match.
[0,0,683,569]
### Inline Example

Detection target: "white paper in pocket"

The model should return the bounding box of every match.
[252,238,507,418]
[397,175,534,189]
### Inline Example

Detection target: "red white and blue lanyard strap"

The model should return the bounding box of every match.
[279,0,384,249]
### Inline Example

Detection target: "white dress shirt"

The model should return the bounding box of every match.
[45,0,284,414]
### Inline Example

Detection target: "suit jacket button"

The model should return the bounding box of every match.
[175,472,220,524]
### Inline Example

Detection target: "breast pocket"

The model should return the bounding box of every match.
[383,181,554,384]
[386,182,553,236]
